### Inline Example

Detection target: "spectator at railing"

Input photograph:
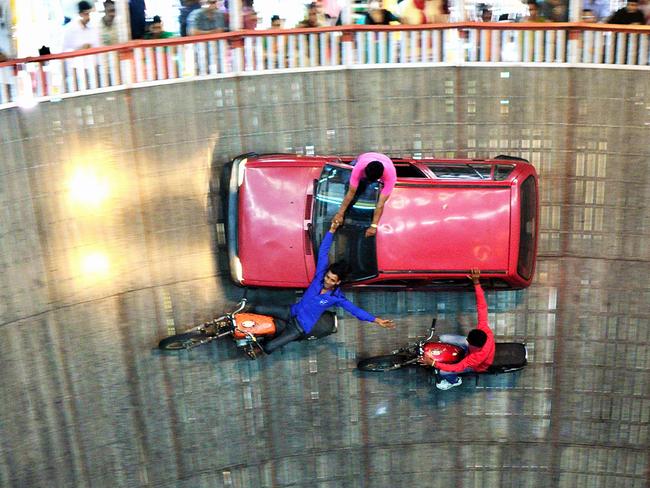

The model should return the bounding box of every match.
[583,0,610,20]
[581,8,597,22]
[0,50,8,63]
[640,0,650,22]
[363,0,401,24]
[242,1,259,30]
[478,3,493,21]
[523,1,547,21]
[297,2,329,27]
[399,0,448,24]
[270,15,284,28]
[179,0,202,36]
[100,0,119,46]
[129,0,147,39]
[541,0,568,21]
[144,15,175,39]
[62,1,100,51]
[606,0,645,24]
[187,0,228,35]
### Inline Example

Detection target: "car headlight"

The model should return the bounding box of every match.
[237,158,247,187]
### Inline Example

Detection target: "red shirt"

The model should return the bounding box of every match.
[436,283,495,373]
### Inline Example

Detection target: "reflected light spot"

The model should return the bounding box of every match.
[68,167,110,207]
[374,404,388,416]
[81,252,110,276]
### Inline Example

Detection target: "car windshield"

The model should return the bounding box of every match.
[312,164,379,282]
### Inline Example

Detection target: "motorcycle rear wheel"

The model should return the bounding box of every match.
[357,353,416,372]
[158,331,211,350]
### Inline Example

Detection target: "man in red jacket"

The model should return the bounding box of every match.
[426,268,495,390]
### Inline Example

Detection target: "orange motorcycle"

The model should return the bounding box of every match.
[158,299,337,359]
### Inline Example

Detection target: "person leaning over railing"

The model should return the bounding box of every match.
[297,2,330,27]
[100,0,119,46]
[363,0,401,24]
[179,0,201,36]
[606,0,645,24]
[63,1,101,51]
[399,0,449,24]
[187,0,228,36]
[144,15,175,39]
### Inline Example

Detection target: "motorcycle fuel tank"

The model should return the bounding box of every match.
[233,313,277,340]
[422,341,465,364]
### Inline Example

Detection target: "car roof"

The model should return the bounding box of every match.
[247,154,528,180]
[376,184,513,273]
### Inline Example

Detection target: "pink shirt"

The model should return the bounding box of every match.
[349,152,397,196]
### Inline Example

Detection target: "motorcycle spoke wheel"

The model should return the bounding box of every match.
[357,354,414,372]
[158,331,211,351]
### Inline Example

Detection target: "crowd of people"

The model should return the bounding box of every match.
[57,0,650,55]
[0,0,648,61]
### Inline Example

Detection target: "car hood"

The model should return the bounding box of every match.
[238,165,321,287]
[377,186,512,272]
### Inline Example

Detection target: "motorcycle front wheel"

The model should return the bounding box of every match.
[158,331,211,350]
[357,353,416,372]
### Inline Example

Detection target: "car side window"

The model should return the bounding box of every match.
[494,164,515,180]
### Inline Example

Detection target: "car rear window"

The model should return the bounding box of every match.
[517,176,537,280]
[394,163,426,178]
[427,164,495,180]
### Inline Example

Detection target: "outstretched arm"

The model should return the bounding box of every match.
[315,222,340,275]
[469,268,488,330]
[338,299,395,329]
[332,186,358,225]
[365,193,390,237]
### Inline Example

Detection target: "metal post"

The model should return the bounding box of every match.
[568,0,582,21]
[115,0,130,43]
[230,0,242,31]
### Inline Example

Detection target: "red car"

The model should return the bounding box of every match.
[226,153,538,290]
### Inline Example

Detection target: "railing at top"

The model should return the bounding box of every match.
[1,22,650,108]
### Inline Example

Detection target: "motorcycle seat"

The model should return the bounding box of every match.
[487,342,527,372]
[302,311,338,340]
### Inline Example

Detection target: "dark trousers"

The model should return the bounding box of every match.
[250,304,304,354]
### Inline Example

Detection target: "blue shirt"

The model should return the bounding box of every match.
[291,232,376,333]
[187,8,227,34]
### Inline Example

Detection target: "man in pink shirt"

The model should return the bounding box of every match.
[332,152,397,237]
[422,268,495,390]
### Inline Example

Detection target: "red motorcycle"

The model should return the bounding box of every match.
[357,318,527,381]
[158,299,337,359]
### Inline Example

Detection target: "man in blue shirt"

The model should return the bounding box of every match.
[255,221,395,354]
[187,0,228,36]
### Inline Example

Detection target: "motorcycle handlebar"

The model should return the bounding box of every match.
[232,299,247,315]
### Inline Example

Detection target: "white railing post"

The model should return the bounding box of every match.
[568,29,580,64]
[342,31,354,67]
[119,48,134,87]
[183,43,195,77]
[3,24,650,111]
[48,60,64,100]
[230,37,244,74]
[639,34,648,66]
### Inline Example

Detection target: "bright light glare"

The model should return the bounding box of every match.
[81,251,110,276]
[17,72,37,109]
[68,167,110,207]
